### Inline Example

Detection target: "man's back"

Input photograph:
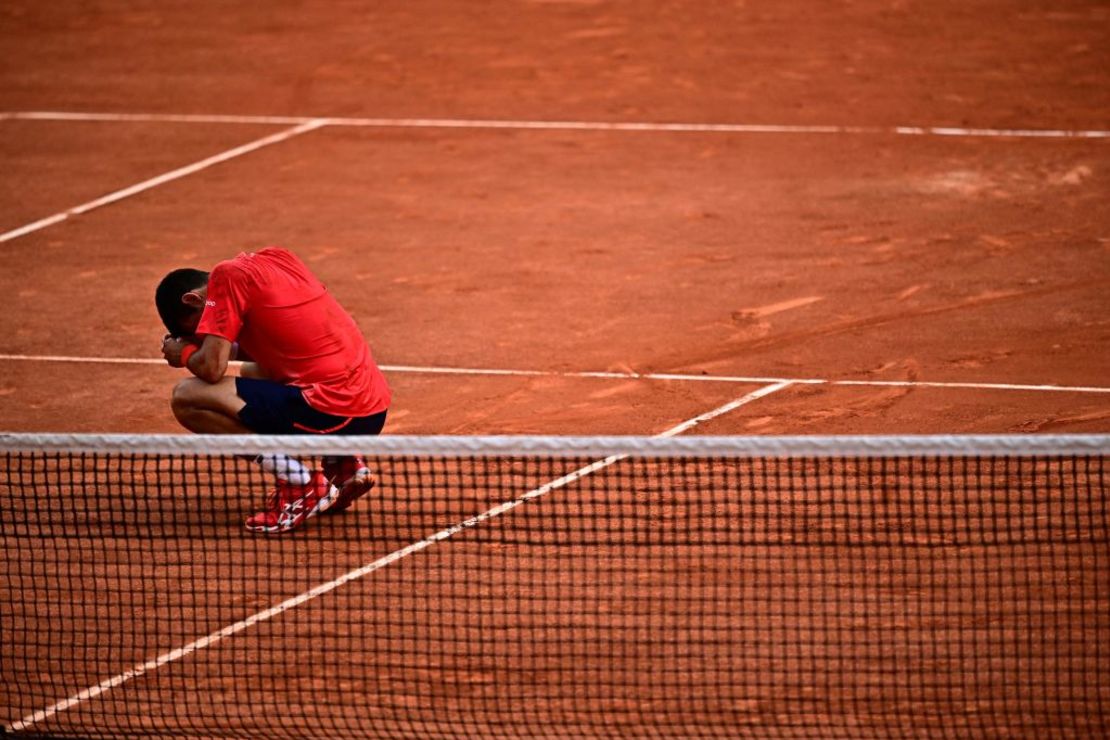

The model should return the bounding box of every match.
[198,247,390,417]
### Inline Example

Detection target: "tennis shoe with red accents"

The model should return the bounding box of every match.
[321,455,376,514]
[244,470,338,534]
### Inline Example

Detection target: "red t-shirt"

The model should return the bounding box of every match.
[196,247,391,417]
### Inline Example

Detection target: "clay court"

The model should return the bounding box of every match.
[1,1,1108,738]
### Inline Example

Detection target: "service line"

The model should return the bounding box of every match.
[3,381,791,733]
[0,354,1106,395]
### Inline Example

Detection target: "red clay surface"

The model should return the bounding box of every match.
[1,126,1107,433]
[1,0,1108,738]
[2,1,1108,128]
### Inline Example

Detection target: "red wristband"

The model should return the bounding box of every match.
[179,344,198,366]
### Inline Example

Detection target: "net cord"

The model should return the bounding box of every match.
[0,433,1106,457]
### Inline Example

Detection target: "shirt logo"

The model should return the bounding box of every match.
[205,300,216,307]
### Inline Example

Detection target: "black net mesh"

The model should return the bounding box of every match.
[2,440,1108,738]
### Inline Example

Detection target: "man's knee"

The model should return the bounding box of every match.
[170,376,248,433]
[172,375,245,412]
[171,378,202,420]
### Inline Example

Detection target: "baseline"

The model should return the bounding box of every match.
[3,381,791,733]
[3,111,1109,139]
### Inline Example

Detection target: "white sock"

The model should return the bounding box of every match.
[254,454,312,486]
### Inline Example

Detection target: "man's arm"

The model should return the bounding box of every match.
[162,334,234,384]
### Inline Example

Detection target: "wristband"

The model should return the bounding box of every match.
[180,344,198,366]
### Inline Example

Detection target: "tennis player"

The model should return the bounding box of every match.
[155,247,391,534]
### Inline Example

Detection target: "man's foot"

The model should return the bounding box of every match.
[244,470,337,534]
[321,455,376,514]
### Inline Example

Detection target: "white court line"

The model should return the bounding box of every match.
[383,363,1110,394]
[1,111,319,126]
[4,110,1109,139]
[0,119,328,244]
[0,353,1107,394]
[0,354,166,366]
[3,381,791,733]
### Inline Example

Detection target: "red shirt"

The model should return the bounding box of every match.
[196,248,390,417]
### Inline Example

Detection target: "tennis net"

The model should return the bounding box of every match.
[1,433,1107,739]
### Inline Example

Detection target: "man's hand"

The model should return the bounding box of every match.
[161,334,199,368]
[163,334,233,383]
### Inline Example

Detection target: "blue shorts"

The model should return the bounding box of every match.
[235,377,387,435]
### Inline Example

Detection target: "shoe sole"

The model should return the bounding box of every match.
[310,484,341,516]
[245,484,339,534]
[244,521,288,534]
[322,470,376,515]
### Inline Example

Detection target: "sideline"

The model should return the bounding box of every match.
[0,119,328,243]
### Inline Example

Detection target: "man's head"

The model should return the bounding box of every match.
[155,268,210,336]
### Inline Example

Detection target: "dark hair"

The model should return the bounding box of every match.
[155,268,209,334]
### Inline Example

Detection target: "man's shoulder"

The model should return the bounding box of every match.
[238,247,313,276]
[216,246,293,264]
[255,245,294,259]
[212,247,290,277]
[210,255,249,280]
[212,247,321,295]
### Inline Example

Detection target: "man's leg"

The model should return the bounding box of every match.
[321,456,375,514]
[171,377,249,433]
[170,376,336,533]
[321,410,389,514]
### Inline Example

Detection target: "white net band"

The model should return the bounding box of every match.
[0,433,1106,458]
